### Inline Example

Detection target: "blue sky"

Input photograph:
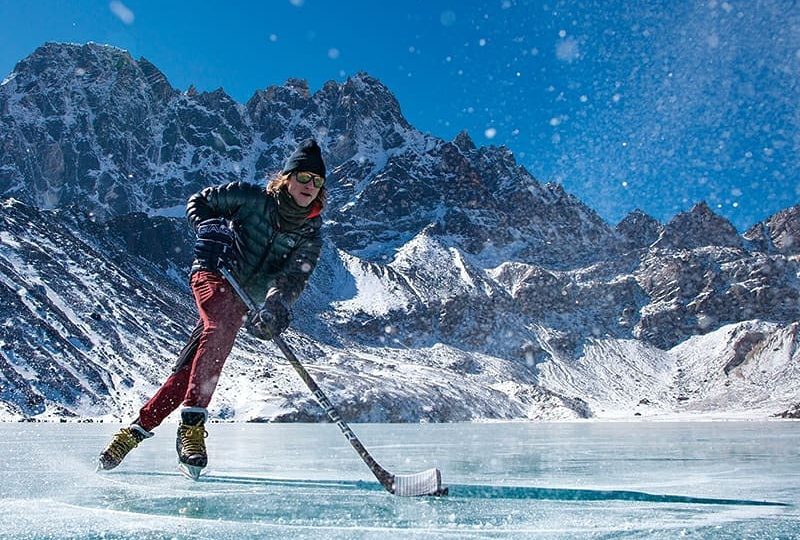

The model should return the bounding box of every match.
[1,0,798,231]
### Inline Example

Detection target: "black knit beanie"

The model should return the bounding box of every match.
[282,139,326,178]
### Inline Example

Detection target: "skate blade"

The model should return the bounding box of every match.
[179,463,204,481]
[95,457,113,473]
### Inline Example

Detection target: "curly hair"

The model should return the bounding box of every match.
[266,172,327,207]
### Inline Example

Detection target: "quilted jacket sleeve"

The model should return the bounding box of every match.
[267,224,323,305]
[186,182,258,229]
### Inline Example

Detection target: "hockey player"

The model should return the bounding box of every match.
[98,139,326,477]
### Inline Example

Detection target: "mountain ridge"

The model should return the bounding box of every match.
[1,42,798,421]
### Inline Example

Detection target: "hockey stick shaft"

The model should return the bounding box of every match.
[219,267,395,491]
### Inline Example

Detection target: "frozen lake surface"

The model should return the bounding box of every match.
[1,421,798,539]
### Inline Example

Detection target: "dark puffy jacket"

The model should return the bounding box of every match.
[186,182,322,304]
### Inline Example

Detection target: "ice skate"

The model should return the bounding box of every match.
[176,407,208,480]
[97,424,153,471]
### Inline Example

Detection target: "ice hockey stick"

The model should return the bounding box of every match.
[220,267,447,497]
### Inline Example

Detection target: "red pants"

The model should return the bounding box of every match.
[136,271,248,431]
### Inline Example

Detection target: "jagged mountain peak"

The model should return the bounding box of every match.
[246,71,413,166]
[2,42,617,268]
[0,42,193,215]
[453,130,476,153]
[744,204,800,255]
[284,77,310,95]
[619,208,657,222]
[333,72,412,131]
[689,201,717,217]
[19,41,132,68]
[653,201,743,250]
[343,71,397,97]
[259,77,309,95]
[616,209,663,250]
[9,42,171,93]
[202,86,232,98]
[249,72,406,121]
[190,86,241,111]
[247,78,312,111]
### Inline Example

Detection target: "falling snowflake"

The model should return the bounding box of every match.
[109,1,134,25]
[556,37,580,62]
[440,10,456,26]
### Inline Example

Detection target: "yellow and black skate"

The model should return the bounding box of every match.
[97,424,152,471]
[176,407,208,480]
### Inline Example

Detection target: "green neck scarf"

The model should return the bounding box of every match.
[276,188,312,231]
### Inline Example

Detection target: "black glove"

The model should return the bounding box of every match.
[194,218,235,271]
[246,295,292,340]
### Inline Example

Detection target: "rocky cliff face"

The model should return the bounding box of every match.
[652,202,743,250]
[616,209,663,250]
[1,42,798,421]
[1,43,618,268]
[744,204,800,255]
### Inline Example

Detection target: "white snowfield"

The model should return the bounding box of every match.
[1,196,798,424]
[537,321,800,419]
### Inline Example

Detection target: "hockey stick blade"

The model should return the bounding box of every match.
[392,467,447,497]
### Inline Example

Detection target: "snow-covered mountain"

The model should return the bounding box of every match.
[1,42,798,422]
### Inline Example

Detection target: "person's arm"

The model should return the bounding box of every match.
[187,182,260,272]
[267,230,323,305]
[246,229,322,340]
[186,182,258,228]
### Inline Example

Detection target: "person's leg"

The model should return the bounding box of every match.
[176,271,247,470]
[138,269,247,430]
[182,271,248,409]
[97,321,203,470]
[134,320,204,431]
[100,271,247,471]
